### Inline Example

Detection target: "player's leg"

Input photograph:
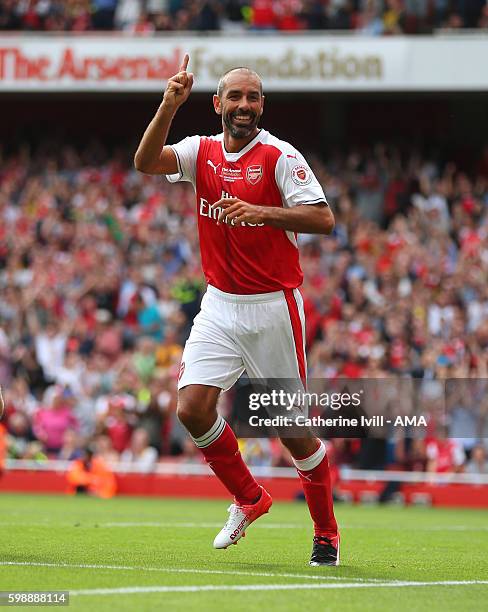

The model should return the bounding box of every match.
[238,288,339,565]
[176,288,271,548]
[177,383,262,505]
[177,384,272,550]
[177,383,220,438]
[280,436,340,566]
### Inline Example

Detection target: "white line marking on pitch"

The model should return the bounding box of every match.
[0,521,302,529]
[0,562,382,583]
[2,521,488,533]
[328,525,488,533]
[70,522,488,533]
[101,522,302,529]
[71,580,488,596]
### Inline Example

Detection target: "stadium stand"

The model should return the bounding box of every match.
[0,140,487,477]
[0,0,487,34]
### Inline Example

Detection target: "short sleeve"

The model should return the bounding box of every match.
[165,135,200,186]
[275,148,327,208]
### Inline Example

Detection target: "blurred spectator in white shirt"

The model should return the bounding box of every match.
[120,427,158,472]
[465,444,488,475]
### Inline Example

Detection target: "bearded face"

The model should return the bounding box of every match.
[223,106,260,139]
[214,70,264,142]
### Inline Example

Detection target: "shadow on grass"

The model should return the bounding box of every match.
[212,558,391,579]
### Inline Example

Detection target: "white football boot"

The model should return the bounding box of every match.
[213,487,272,549]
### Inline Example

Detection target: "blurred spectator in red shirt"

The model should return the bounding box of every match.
[275,0,304,30]
[426,426,465,473]
[250,0,277,29]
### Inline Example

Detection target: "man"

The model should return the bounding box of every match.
[134,54,339,566]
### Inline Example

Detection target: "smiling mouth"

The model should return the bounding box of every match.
[232,114,254,124]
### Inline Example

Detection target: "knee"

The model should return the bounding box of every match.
[176,398,199,429]
[176,385,221,437]
[176,391,217,431]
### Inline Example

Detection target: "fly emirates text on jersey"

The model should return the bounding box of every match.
[199,191,265,227]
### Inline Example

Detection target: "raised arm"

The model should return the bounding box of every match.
[134,54,194,175]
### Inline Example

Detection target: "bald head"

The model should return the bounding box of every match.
[217,67,263,99]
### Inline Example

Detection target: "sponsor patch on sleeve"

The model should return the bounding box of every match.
[291,164,312,186]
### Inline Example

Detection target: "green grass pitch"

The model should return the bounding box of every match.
[0,493,487,611]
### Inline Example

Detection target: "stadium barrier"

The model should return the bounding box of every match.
[1,460,487,508]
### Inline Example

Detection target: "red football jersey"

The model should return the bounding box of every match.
[167,129,327,294]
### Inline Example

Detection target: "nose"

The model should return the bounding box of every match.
[238,97,250,112]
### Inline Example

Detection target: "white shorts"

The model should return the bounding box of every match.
[178,284,307,392]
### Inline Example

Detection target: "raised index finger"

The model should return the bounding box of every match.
[179,53,189,72]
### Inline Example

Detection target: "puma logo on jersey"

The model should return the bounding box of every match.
[297,470,313,482]
[207,160,222,174]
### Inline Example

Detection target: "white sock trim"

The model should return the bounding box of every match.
[191,415,226,449]
[292,440,326,472]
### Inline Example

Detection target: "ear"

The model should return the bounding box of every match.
[260,94,265,116]
[213,94,222,115]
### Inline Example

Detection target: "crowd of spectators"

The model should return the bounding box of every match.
[1,0,487,34]
[0,137,487,477]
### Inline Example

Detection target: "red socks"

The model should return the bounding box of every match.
[191,417,337,537]
[293,441,338,539]
[191,416,261,506]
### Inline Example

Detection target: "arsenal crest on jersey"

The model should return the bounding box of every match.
[246,165,263,185]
